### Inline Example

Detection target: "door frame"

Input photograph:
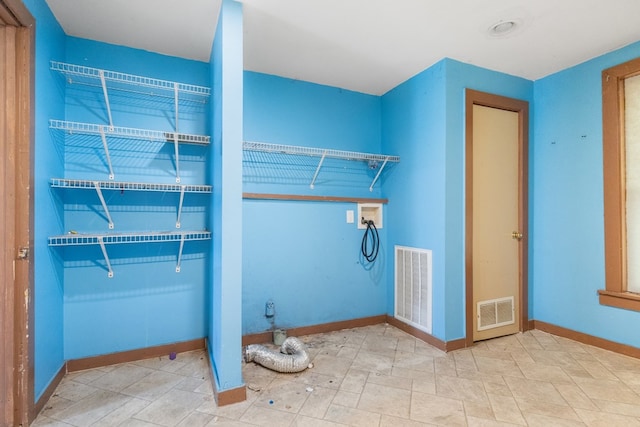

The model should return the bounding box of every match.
[464,89,529,347]
[0,0,34,425]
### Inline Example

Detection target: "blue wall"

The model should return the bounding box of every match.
[208,0,244,393]
[53,38,211,359]
[25,0,640,406]
[531,40,640,348]
[381,59,533,342]
[25,0,66,402]
[242,72,388,335]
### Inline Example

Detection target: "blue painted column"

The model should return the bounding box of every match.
[208,0,244,396]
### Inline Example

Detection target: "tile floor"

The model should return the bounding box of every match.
[32,324,640,426]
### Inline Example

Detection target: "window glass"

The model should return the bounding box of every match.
[626,74,640,293]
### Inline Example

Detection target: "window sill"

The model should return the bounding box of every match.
[598,289,640,312]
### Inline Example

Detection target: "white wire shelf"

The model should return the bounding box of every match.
[243,141,400,163]
[243,141,400,191]
[51,61,210,98]
[48,231,211,246]
[50,120,210,145]
[50,178,211,193]
[48,230,211,277]
[50,178,210,229]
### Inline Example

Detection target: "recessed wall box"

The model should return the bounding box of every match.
[358,203,382,229]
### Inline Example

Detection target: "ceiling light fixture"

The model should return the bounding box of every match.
[488,20,519,37]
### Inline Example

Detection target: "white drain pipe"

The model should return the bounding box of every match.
[245,337,311,373]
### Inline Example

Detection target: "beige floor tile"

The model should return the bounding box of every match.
[298,386,336,418]
[504,376,567,406]
[463,399,495,420]
[252,378,311,413]
[487,393,526,425]
[89,364,155,393]
[465,415,523,426]
[593,398,640,417]
[576,359,620,380]
[133,388,210,426]
[379,414,431,426]
[520,412,586,427]
[52,379,101,402]
[410,392,466,426]
[474,356,523,378]
[47,389,134,426]
[574,408,640,426]
[572,376,640,404]
[396,337,417,353]
[339,368,369,393]
[351,350,394,375]
[176,411,215,427]
[411,378,436,395]
[436,374,488,403]
[434,356,458,377]
[30,415,75,427]
[516,397,581,421]
[310,354,353,377]
[331,389,360,408]
[361,334,398,356]
[121,370,186,400]
[554,383,598,411]
[357,382,411,418]
[516,361,574,384]
[240,405,297,426]
[204,416,255,426]
[291,415,344,426]
[394,350,435,373]
[91,397,150,426]
[323,403,381,427]
[367,372,412,390]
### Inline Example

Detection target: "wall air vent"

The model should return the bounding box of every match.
[477,296,514,331]
[394,246,432,334]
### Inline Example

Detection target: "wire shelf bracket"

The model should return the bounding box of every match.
[310,150,327,189]
[99,126,115,180]
[99,70,114,130]
[97,236,114,278]
[176,233,185,273]
[369,156,390,192]
[93,181,115,229]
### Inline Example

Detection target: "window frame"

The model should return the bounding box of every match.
[600,57,640,311]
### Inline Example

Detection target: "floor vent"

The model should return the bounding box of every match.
[394,246,432,334]
[477,296,514,331]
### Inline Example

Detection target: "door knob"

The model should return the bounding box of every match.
[511,231,523,241]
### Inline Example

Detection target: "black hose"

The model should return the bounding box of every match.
[361,220,379,263]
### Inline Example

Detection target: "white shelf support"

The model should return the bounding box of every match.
[98,237,114,278]
[94,181,115,229]
[310,150,327,189]
[174,82,179,133]
[369,156,390,192]
[99,126,115,180]
[98,70,114,130]
[176,233,185,273]
[176,185,185,229]
[173,133,181,183]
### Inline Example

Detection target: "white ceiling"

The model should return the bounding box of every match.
[45,0,640,96]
